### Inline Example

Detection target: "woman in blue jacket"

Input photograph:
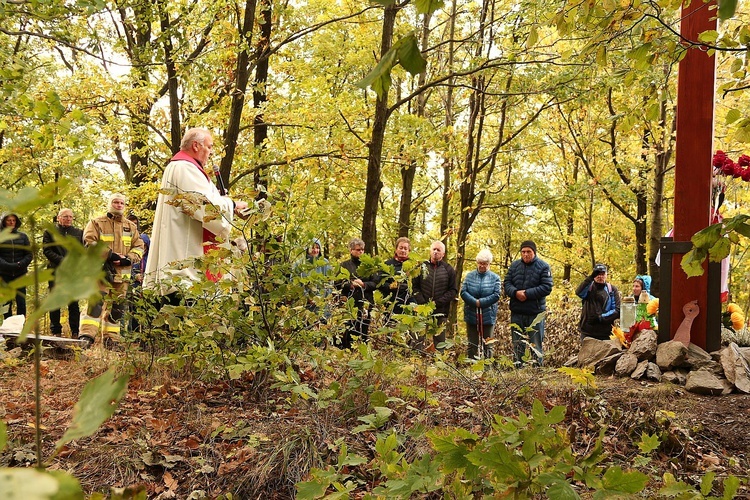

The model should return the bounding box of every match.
[461,249,501,360]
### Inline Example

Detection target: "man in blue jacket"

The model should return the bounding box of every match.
[503,240,553,367]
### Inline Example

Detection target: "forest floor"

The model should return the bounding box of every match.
[1,342,749,499]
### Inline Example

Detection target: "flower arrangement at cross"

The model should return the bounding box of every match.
[713,150,750,180]
[612,298,659,348]
[722,302,745,331]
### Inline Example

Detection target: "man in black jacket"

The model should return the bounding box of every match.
[575,263,620,341]
[42,208,84,337]
[336,238,379,348]
[503,240,553,367]
[0,213,33,318]
[412,240,457,351]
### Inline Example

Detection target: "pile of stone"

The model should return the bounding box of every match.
[569,330,750,395]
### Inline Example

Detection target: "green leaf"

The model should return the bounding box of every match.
[370,0,396,4]
[600,466,649,494]
[370,390,388,408]
[691,223,723,249]
[722,475,740,500]
[0,183,66,214]
[725,108,742,124]
[526,26,539,48]
[56,369,129,451]
[21,242,106,341]
[47,470,84,500]
[546,479,580,500]
[0,468,60,499]
[355,44,398,97]
[637,433,661,454]
[395,34,427,76]
[296,475,330,499]
[718,0,737,20]
[708,236,731,262]
[356,34,426,98]
[700,470,715,496]
[681,248,707,278]
[658,472,694,496]
[414,0,444,15]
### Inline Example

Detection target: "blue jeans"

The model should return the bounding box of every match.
[510,312,544,367]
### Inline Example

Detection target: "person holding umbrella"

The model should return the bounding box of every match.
[460,249,501,360]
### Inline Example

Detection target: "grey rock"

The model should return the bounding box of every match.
[615,352,639,376]
[726,343,750,394]
[656,341,688,370]
[596,352,623,375]
[685,369,731,395]
[682,343,714,370]
[578,338,621,368]
[563,355,578,367]
[631,360,649,379]
[662,370,687,385]
[629,330,657,361]
[645,362,662,382]
[721,346,736,383]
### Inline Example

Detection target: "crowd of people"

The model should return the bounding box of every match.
[1,127,657,363]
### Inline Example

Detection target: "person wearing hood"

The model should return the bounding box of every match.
[0,213,33,318]
[382,237,412,319]
[503,240,553,367]
[335,238,379,348]
[297,238,333,320]
[42,208,84,336]
[576,263,621,341]
[80,193,145,346]
[632,275,655,301]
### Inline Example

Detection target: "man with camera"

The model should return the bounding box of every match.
[576,263,621,341]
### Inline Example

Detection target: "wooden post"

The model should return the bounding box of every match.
[670,0,717,350]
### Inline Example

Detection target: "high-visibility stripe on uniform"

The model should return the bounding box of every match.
[101,234,115,242]
[81,317,101,327]
[104,322,120,334]
[131,247,144,257]
[123,235,132,246]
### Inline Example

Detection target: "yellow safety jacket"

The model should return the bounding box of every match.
[83,213,145,283]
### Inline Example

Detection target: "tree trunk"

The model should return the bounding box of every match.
[221,0,258,190]
[361,4,398,254]
[253,0,273,199]
[396,11,431,239]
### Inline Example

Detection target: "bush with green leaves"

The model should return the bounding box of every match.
[1,184,131,499]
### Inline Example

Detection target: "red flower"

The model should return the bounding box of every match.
[720,158,737,176]
[739,155,750,167]
[713,151,728,167]
[741,168,750,182]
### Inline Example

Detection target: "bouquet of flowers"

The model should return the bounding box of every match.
[612,298,659,348]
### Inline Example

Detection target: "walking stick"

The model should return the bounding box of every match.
[477,306,484,359]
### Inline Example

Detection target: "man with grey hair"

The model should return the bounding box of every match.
[412,240,457,351]
[43,208,84,337]
[336,238,379,348]
[144,128,248,305]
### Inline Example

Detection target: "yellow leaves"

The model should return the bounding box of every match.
[646,298,659,316]
[611,326,630,348]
